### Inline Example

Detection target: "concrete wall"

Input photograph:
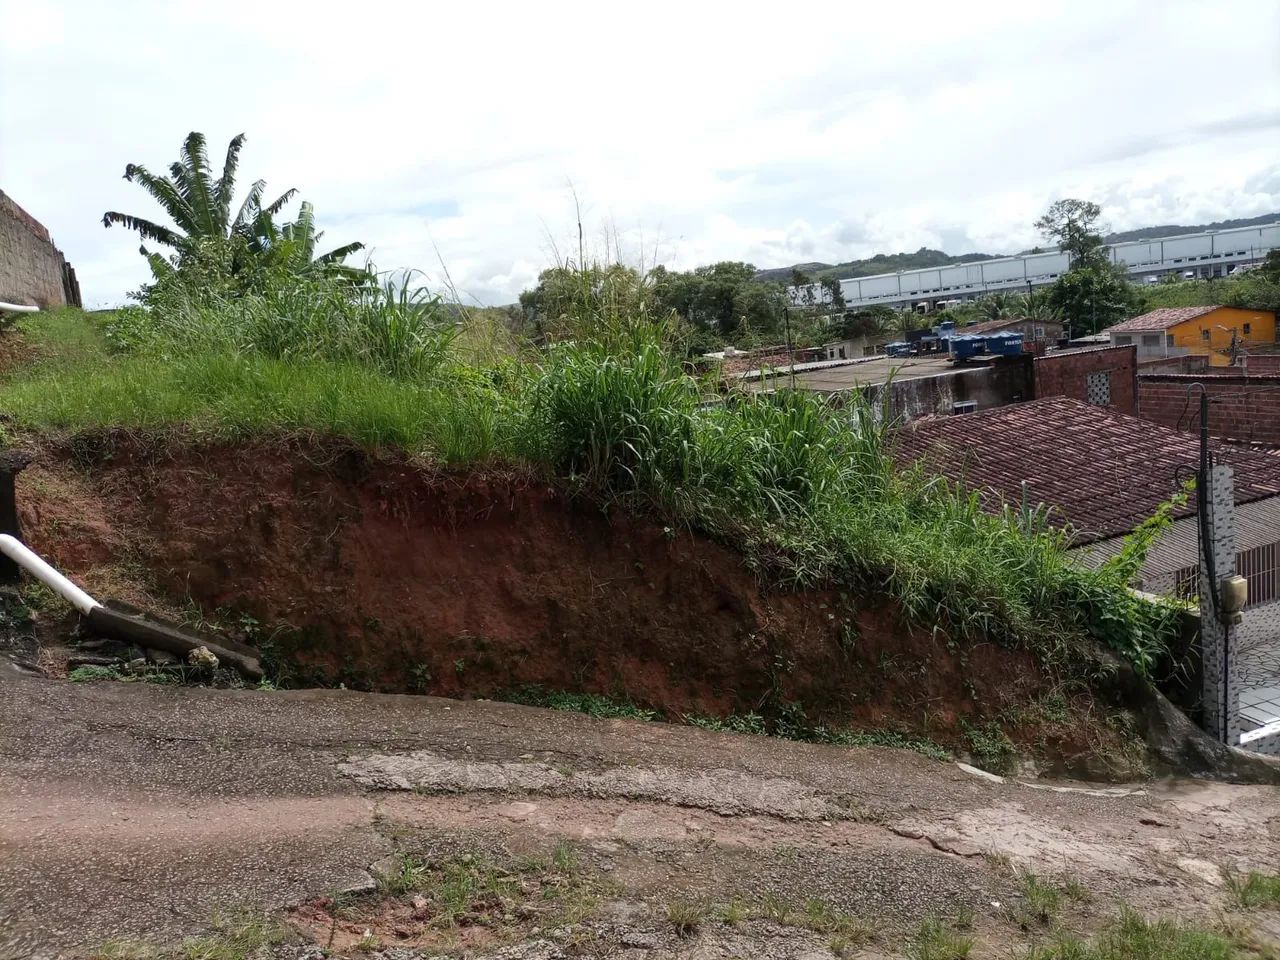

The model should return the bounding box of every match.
[1139,354,1211,375]
[865,356,1032,422]
[0,190,79,308]
[1138,373,1280,447]
[1033,344,1137,414]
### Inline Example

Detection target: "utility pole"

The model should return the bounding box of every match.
[1194,385,1232,744]
[783,307,795,390]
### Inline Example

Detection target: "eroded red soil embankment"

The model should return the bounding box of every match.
[19,432,1072,749]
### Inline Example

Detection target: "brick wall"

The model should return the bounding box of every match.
[1139,354,1211,375]
[0,190,79,308]
[1033,344,1137,414]
[1247,354,1280,376]
[1138,374,1280,447]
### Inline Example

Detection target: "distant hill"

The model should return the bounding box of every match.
[761,212,1280,284]
[1102,212,1280,244]
[755,248,996,284]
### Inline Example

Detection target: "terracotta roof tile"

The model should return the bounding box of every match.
[1104,306,1221,334]
[892,396,1280,543]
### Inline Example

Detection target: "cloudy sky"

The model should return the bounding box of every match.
[3,1,1278,308]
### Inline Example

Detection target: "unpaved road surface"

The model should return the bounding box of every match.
[2,662,1279,958]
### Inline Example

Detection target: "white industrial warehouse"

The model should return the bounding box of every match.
[796,221,1280,311]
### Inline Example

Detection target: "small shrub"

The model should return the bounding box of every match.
[1061,876,1091,903]
[1021,908,1239,959]
[827,728,951,762]
[69,664,125,683]
[1223,868,1280,910]
[962,720,1017,775]
[504,685,656,721]
[666,897,707,937]
[375,854,425,896]
[1017,871,1062,926]
[906,917,974,960]
[714,899,747,925]
[798,899,874,943]
[552,840,579,874]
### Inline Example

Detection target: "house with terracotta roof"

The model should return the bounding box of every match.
[1103,305,1275,366]
[893,396,1280,604]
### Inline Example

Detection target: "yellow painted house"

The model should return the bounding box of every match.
[1106,305,1277,366]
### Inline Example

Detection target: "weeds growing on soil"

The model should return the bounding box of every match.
[1021,908,1244,959]
[1223,868,1280,910]
[0,281,1182,678]
[503,685,658,721]
[92,911,289,960]
[906,917,974,960]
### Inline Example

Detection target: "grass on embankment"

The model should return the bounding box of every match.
[0,308,1182,682]
[2,309,501,460]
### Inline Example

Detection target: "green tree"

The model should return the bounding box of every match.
[648,261,785,338]
[1258,249,1280,284]
[1034,198,1105,261]
[832,306,894,340]
[819,276,846,310]
[103,131,363,292]
[251,201,367,282]
[1020,289,1062,324]
[1035,198,1138,334]
[977,292,1022,322]
[791,268,817,309]
[103,132,296,268]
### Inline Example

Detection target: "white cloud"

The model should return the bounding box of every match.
[2,0,1278,308]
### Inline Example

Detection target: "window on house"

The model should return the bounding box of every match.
[1243,323,1252,336]
[1166,335,1175,346]
[1114,334,1132,345]
[1085,371,1111,407]
[1201,329,1211,341]
[1142,334,1160,346]
[838,347,847,359]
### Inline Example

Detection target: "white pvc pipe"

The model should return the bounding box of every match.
[0,303,38,313]
[0,534,100,615]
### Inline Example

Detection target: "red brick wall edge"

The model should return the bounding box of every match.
[1033,344,1137,415]
[1139,373,1280,447]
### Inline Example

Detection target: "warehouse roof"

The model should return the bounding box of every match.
[893,396,1280,544]
[1104,306,1221,334]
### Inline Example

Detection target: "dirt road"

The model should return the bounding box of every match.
[2,661,1278,958]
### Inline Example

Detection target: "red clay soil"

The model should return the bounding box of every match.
[18,432,1083,754]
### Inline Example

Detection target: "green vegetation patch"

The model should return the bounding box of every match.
[1224,869,1280,910]
[0,255,1185,684]
[1023,908,1245,959]
[503,686,658,721]
[92,912,290,960]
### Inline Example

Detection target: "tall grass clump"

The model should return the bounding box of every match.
[512,328,1176,671]
[104,271,456,381]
